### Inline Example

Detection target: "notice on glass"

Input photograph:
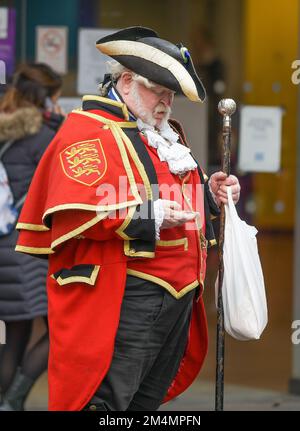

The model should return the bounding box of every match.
[77,28,118,95]
[0,7,8,39]
[238,105,283,173]
[58,97,82,113]
[36,26,68,74]
[0,7,16,77]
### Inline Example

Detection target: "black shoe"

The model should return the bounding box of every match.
[83,396,109,411]
[0,368,34,411]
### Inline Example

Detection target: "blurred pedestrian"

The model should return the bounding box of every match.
[0,63,64,411]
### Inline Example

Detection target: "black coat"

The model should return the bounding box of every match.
[0,107,62,321]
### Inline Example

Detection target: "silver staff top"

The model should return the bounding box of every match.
[218,99,236,128]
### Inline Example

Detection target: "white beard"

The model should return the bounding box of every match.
[128,82,197,176]
[130,81,171,129]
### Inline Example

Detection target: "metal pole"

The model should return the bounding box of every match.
[215,98,236,411]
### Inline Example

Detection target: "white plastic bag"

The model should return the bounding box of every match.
[215,187,268,340]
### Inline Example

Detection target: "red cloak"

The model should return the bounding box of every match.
[16,100,208,410]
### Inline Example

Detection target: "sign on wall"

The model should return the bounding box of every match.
[0,7,16,78]
[77,28,118,95]
[58,97,82,113]
[36,26,68,74]
[0,7,8,39]
[238,105,283,173]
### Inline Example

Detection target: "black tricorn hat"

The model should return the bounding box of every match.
[96,26,206,103]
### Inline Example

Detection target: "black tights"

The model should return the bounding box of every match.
[0,317,49,395]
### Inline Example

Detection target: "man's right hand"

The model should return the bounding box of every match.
[160,200,198,229]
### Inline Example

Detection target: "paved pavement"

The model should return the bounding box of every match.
[25,374,300,411]
[159,380,300,411]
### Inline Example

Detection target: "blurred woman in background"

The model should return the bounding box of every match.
[0,63,65,411]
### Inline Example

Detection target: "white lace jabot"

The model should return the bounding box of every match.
[136,118,197,176]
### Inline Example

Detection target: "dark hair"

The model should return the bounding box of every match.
[0,63,63,113]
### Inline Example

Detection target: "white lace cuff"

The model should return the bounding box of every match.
[153,199,165,240]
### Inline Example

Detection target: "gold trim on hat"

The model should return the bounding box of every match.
[96,40,202,102]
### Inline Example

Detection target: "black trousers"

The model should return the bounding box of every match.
[88,275,195,411]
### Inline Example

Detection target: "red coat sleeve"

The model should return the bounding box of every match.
[51,199,156,243]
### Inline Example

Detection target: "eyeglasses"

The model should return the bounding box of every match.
[151,85,175,98]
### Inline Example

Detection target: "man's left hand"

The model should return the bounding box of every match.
[209,171,241,206]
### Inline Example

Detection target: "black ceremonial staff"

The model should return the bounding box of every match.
[215,98,236,411]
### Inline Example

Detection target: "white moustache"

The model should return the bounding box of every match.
[154,105,171,115]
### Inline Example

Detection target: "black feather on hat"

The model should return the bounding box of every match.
[96,26,206,103]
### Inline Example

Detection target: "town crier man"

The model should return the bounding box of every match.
[15,26,240,411]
